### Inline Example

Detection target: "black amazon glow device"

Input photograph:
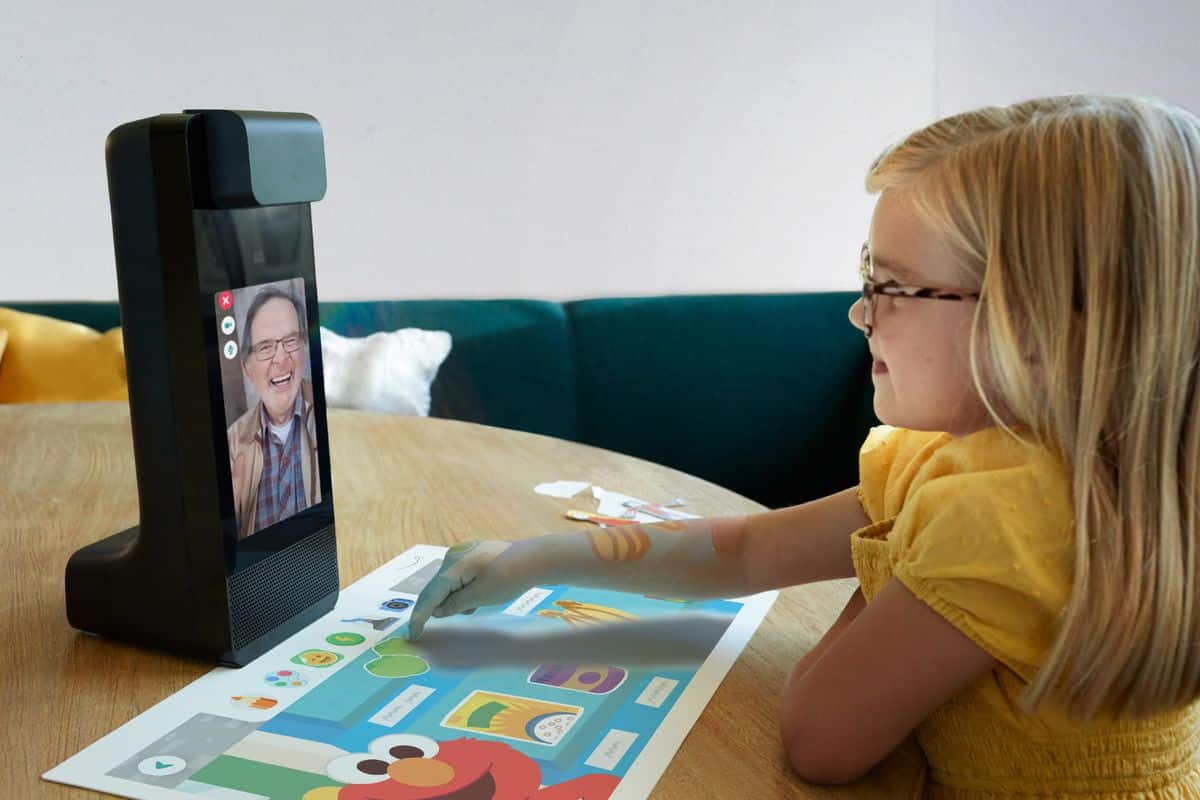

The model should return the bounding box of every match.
[65,110,339,666]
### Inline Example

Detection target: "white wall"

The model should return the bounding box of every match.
[1,1,1196,302]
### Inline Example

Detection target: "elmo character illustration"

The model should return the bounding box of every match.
[303,733,619,800]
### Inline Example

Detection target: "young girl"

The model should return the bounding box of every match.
[407,93,1200,796]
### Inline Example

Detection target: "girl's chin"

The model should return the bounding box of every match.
[871,394,894,425]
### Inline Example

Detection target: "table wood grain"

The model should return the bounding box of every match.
[1,402,925,798]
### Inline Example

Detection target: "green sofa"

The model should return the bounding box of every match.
[5,294,879,509]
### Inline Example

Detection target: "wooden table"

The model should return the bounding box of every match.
[2,403,925,798]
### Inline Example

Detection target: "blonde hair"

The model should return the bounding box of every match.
[866,94,1200,721]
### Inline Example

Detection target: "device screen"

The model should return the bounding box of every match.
[194,204,334,574]
[214,277,321,537]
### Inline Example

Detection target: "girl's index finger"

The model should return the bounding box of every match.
[406,573,457,640]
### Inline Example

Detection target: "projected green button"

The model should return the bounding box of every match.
[325,631,366,647]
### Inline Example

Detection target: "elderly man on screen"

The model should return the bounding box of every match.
[227,288,321,540]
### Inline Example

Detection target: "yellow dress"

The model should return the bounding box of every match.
[850,424,1200,799]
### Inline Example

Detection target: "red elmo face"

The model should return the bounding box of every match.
[331,735,540,800]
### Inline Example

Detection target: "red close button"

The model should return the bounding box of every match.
[218,291,233,310]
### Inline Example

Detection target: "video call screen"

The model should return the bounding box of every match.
[213,278,322,541]
[194,204,334,573]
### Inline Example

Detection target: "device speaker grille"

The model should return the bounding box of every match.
[227,527,338,651]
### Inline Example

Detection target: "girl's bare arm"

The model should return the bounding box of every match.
[407,486,871,639]
[726,485,871,594]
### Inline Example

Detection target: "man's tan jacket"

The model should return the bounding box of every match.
[227,378,321,540]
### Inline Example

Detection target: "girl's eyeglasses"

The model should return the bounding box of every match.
[859,241,981,337]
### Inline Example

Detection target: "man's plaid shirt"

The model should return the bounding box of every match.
[253,391,307,534]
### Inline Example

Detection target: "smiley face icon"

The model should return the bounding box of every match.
[291,649,343,668]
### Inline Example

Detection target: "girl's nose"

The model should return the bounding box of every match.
[848,297,867,335]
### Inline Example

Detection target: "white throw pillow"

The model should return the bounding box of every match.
[319,326,452,416]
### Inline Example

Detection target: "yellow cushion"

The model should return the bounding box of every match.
[0,308,127,403]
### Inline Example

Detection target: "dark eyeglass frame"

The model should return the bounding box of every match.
[249,332,304,362]
[859,241,981,337]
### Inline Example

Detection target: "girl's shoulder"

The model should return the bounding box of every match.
[857,425,950,518]
[860,425,1075,681]
[858,424,1071,525]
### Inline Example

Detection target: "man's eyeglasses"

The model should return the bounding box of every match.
[249,332,303,361]
[859,241,980,337]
